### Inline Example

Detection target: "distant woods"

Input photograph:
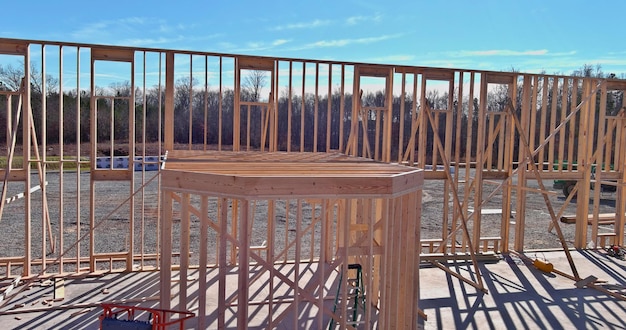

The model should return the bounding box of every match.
[0,63,623,160]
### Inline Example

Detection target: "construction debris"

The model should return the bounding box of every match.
[70,308,92,317]
[0,277,22,305]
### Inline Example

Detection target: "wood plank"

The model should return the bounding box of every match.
[91,47,134,62]
[606,79,626,91]
[557,78,568,168]
[238,200,249,329]
[560,213,622,225]
[534,77,547,170]
[591,82,609,243]
[423,68,454,81]
[159,191,173,312]
[90,170,132,181]
[238,56,274,71]
[23,48,32,277]
[0,42,28,55]
[568,79,579,170]
[575,80,596,248]
[357,65,392,77]
[485,72,515,84]
[161,169,422,198]
[547,78,558,173]
[300,63,306,152]
[179,194,190,309]
[218,198,228,329]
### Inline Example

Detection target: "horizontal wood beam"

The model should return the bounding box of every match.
[91,170,133,181]
[91,47,134,62]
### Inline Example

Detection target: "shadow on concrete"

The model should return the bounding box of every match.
[419,251,626,329]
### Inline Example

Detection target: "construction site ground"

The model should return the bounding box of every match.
[0,250,624,329]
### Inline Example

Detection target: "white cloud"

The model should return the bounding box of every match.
[296,34,400,50]
[69,17,222,49]
[71,21,110,40]
[449,49,577,57]
[227,39,292,53]
[246,42,263,49]
[70,17,154,43]
[272,39,290,46]
[418,59,474,69]
[158,21,194,33]
[119,17,146,25]
[270,19,331,31]
[456,49,549,57]
[365,55,415,63]
[122,36,184,46]
[345,14,382,25]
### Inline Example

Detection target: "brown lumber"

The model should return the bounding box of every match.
[560,213,620,225]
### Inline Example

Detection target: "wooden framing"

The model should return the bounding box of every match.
[0,37,625,325]
[159,151,423,329]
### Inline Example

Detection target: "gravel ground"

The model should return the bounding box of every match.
[421,168,619,250]
[0,165,620,277]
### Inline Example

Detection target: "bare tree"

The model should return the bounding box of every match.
[243,70,268,102]
[0,62,58,94]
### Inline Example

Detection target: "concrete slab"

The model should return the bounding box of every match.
[0,250,624,329]
[419,249,626,329]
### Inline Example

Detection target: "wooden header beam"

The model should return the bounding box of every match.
[485,72,516,85]
[0,42,28,55]
[91,47,134,62]
[238,56,275,71]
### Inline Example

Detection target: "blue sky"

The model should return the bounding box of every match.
[2,0,625,76]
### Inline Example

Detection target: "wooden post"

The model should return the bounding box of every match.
[514,76,531,251]
[198,196,208,329]
[127,57,136,272]
[159,190,173,311]
[179,193,190,309]
[164,52,174,151]
[384,67,393,163]
[502,75,515,252]
[23,45,32,277]
[616,111,626,245]
[218,197,228,329]
[590,82,608,245]
[238,199,249,329]
[575,80,594,248]
[473,74,488,253]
